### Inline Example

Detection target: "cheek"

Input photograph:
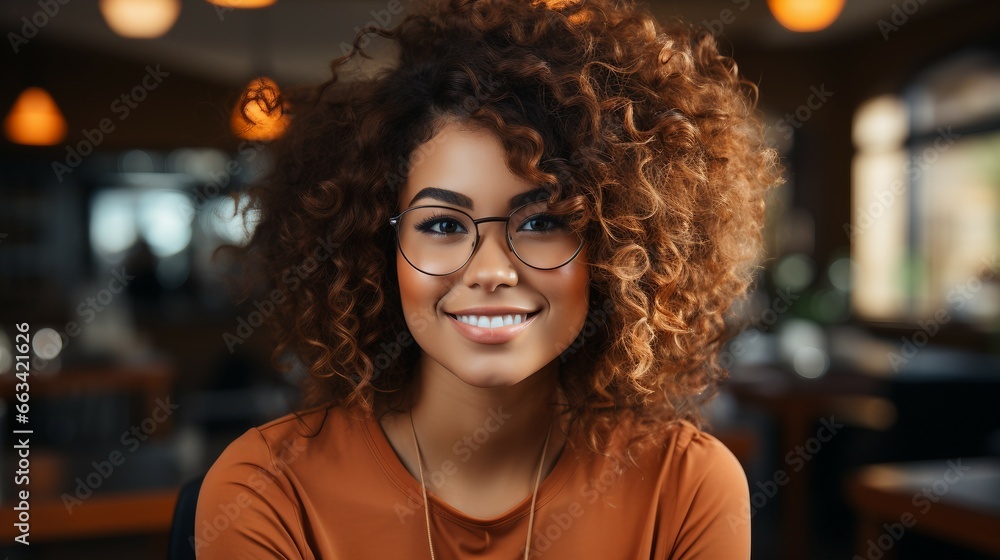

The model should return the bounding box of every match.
[397,250,445,335]
[555,253,591,330]
[397,250,423,316]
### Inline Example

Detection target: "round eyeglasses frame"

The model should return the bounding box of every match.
[388,203,585,276]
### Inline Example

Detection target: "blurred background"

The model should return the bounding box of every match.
[1,0,999,558]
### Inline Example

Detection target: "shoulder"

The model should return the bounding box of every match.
[194,404,359,557]
[649,420,751,559]
[204,402,355,479]
[662,420,746,483]
[596,417,748,506]
[609,417,745,479]
[566,417,750,558]
[615,419,747,495]
[674,422,748,511]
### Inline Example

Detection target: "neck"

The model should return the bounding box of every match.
[393,353,569,490]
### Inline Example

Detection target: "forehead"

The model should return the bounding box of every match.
[397,122,542,212]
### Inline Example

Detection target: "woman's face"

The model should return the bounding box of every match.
[395,120,590,388]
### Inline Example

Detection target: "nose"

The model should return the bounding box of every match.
[461,221,518,291]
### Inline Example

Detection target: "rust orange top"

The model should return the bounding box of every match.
[195,404,750,559]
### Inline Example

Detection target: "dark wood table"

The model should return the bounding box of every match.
[1,360,181,551]
[0,488,179,543]
[0,360,175,431]
[726,364,888,560]
[847,457,1000,558]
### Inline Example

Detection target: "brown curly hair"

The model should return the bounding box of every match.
[221,0,781,463]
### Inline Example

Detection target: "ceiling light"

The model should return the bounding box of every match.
[768,0,845,32]
[205,0,277,9]
[231,76,289,141]
[100,0,182,39]
[3,87,67,146]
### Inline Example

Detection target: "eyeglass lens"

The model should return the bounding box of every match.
[396,202,582,275]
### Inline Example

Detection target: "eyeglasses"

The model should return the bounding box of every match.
[389,201,584,276]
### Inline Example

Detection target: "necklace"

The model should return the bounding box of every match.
[408,409,552,560]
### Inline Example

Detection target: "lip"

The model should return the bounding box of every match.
[445,306,538,315]
[445,309,540,345]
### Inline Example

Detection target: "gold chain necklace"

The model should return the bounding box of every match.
[408,410,552,560]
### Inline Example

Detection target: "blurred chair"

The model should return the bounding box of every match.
[167,474,205,560]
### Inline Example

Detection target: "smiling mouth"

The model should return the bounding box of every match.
[445,310,541,329]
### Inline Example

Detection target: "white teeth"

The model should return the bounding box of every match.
[455,314,529,328]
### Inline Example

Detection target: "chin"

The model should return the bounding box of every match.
[451,369,534,389]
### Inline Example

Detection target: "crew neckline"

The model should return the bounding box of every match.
[360,409,576,529]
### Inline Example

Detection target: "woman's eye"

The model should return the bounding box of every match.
[519,214,563,232]
[417,218,467,234]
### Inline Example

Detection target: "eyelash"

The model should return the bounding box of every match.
[413,212,567,235]
[414,212,466,234]
[521,214,565,231]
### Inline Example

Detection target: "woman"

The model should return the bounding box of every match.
[195,0,779,557]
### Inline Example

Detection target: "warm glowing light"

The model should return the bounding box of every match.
[534,0,579,9]
[231,77,289,141]
[33,328,63,360]
[853,95,907,150]
[205,193,260,245]
[3,87,67,146]
[100,0,181,38]
[205,0,277,8]
[767,0,845,32]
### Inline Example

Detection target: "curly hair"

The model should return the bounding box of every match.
[221,0,781,464]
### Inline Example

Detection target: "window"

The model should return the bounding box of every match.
[851,49,1000,328]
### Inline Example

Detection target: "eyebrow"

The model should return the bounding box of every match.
[407,186,551,210]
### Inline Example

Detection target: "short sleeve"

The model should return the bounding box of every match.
[662,431,751,560]
[193,428,308,559]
